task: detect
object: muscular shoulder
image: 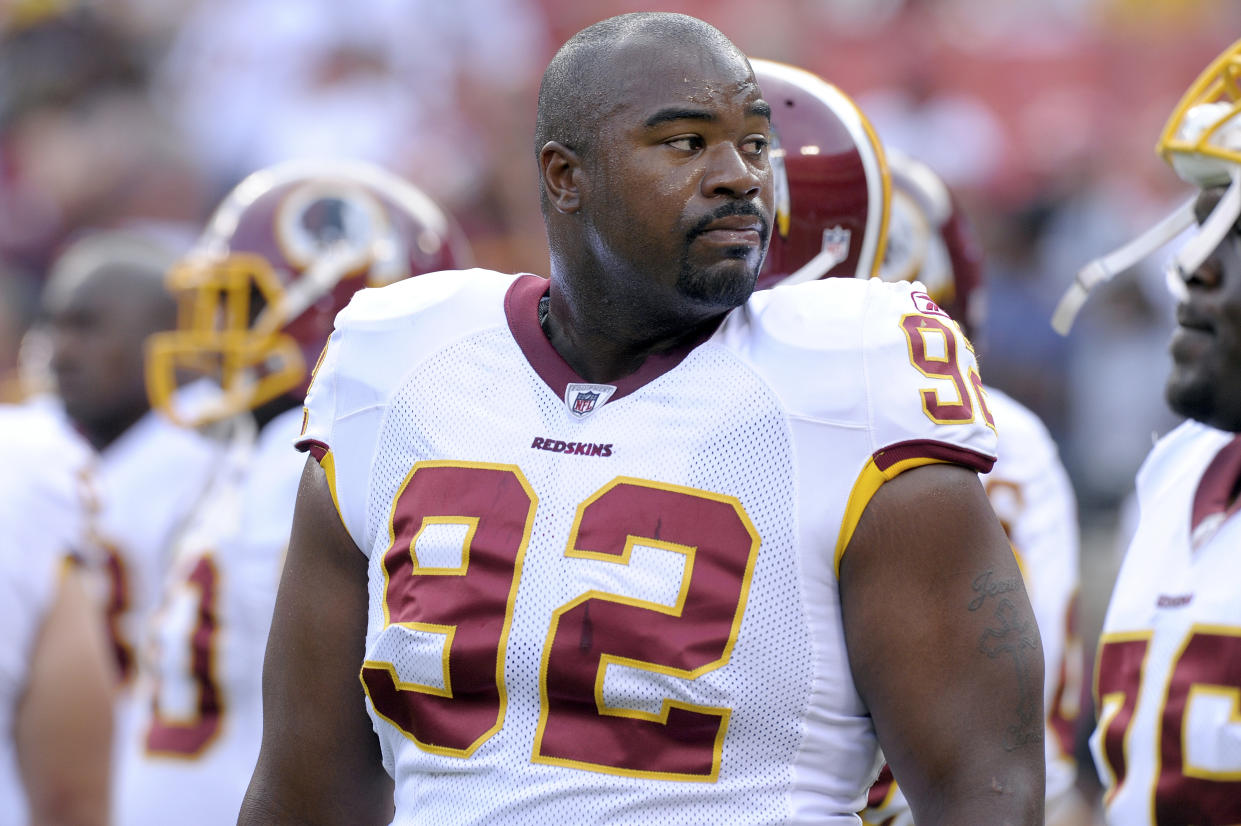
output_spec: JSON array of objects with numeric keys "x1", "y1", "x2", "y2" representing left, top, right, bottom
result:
[
  {"x1": 721, "y1": 278, "x2": 996, "y2": 463},
  {"x1": 324, "y1": 268, "x2": 518, "y2": 403},
  {"x1": 336, "y1": 267, "x2": 518, "y2": 330}
]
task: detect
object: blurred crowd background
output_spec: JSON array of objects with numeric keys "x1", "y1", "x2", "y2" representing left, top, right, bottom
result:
[{"x1": 2, "y1": 0, "x2": 1238, "y2": 800}]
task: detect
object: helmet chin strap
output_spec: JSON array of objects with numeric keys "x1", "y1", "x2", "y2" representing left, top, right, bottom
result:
[
  {"x1": 272, "y1": 242, "x2": 367, "y2": 325},
  {"x1": 1169, "y1": 165, "x2": 1241, "y2": 281},
  {"x1": 1053, "y1": 158, "x2": 1241, "y2": 336},
  {"x1": 777, "y1": 229, "x2": 850, "y2": 286},
  {"x1": 1051, "y1": 197, "x2": 1197, "y2": 335}
]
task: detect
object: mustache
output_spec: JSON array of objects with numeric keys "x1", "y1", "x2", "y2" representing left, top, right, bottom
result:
[{"x1": 687, "y1": 202, "x2": 770, "y2": 244}]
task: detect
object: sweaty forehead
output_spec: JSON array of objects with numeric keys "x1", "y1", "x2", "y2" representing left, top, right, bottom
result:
[{"x1": 596, "y1": 36, "x2": 759, "y2": 117}]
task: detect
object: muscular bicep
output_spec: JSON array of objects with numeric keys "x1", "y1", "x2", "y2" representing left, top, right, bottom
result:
[
  {"x1": 840, "y1": 462, "x2": 1044, "y2": 826},
  {"x1": 240, "y1": 455, "x2": 393, "y2": 825}
]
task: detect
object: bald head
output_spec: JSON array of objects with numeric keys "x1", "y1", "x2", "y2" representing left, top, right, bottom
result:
[
  {"x1": 535, "y1": 13, "x2": 748, "y2": 172},
  {"x1": 43, "y1": 230, "x2": 182, "y2": 448},
  {"x1": 44, "y1": 232, "x2": 177, "y2": 319}
]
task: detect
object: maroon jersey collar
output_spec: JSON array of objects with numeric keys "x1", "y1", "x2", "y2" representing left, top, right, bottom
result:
[
  {"x1": 504, "y1": 274, "x2": 718, "y2": 404},
  {"x1": 1191, "y1": 433, "x2": 1241, "y2": 536}
]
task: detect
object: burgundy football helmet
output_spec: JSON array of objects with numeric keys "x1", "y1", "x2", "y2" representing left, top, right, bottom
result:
[
  {"x1": 146, "y1": 158, "x2": 472, "y2": 426},
  {"x1": 752, "y1": 58, "x2": 890, "y2": 289},
  {"x1": 878, "y1": 149, "x2": 987, "y2": 339}
]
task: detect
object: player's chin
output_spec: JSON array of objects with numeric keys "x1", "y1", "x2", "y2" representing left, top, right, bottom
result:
[
  {"x1": 676, "y1": 257, "x2": 759, "y2": 309},
  {"x1": 1165, "y1": 367, "x2": 1216, "y2": 425}
]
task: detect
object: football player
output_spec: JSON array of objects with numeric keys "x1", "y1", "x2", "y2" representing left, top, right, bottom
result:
[
  {"x1": 243, "y1": 15, "x2": 1043, "y2": 824},
  {"x1": 39, "y1": 228, "x2": 222, "y2": 751},
  {"x1": 111, "y1": 158, "x2": 472, "y2": 825},
  {"x1": 0, "y1": 404, "x2": 114, "y2": 824},
  {"x1": 1063, "y1": 38, "x2": 1241, "y2": 826}
]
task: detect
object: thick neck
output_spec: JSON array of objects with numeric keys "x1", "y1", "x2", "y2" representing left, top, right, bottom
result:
[
  {"x1": 77, "y1": 405, "x2": 147, "y2": 453},
  {"x1": 504, "y1": 275, "x2": 720, "y2": 404},
  {"x1": 540, "y1": 294, "x2": 721, "y2": 385},
  {"x1": 542, "y1": 255, "x2": 731, "y2": 384}
]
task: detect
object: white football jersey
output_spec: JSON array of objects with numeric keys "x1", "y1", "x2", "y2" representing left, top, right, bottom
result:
[
  {"x1": 112, "y1": 408, "x2": 304, "y2": 826},
  {"x1": 91, "y1": 410, "x2": 219, "y2": 685},
  {"x1": 299, "y1": 269, "x2": 998, "y2": 825},
  {"x1": 85, "y1": 408, "x2": 220, "y2": 759},
  {"x1": 862, "y1": 386, "x2": 1082, "y2": 825},
  {"x1": 0, "y1": 405, "x2": 92, "y2": 822},
  {"x1": 1091, "y1": 419, "x2": 1241, "y2": 826}
]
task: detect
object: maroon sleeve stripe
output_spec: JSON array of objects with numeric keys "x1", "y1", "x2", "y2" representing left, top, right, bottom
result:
[
  {"x1": 872, "y1": 438, "x2": 996, "y2": 474},
  {"x1": 295, "y1": 438, "x2": 330, "y2": 462}
]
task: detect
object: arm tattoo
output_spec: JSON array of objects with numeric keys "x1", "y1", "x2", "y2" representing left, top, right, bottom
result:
[
  {"x1": 971, "y1": 570, "x2": 1042, "y2": 751},
  {"x1": 967, "y1": 569, "x2": 1020, "y2": 612}
]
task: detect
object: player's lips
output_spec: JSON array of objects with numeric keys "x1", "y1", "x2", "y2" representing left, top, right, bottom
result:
[
  {"x1": 1170, "y1": 303, "x2": 1215, "y2": 360},
  {"x1": 1175, "y1": 303, "x2": 1213, "y2": 333},
  {"x1": 696, "y1": 216, "x2": 764, "y2": 246}
]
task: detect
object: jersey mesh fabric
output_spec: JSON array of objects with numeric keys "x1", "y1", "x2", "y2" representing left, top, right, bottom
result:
[
  {"x1": 306, "y1": 269, "x2": 998, "y2": 825},
  {"x1": 363, "y1": 326, "x2": 831, "y2": 825}
]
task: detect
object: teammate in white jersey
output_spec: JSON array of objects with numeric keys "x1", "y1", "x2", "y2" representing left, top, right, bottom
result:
[
  {"x1": 0, "y1": 404, "x2": 114, "y2": 824},
  {"x1": 111, "y1": 159, "x2": 471, "y2": 826},
  {"x1": 244, "y1": 14, "x2": 1045, "y2": 825},
  {"x1": 40, "y1": 229, "x2": 222, "y2": 752},
  {"x1": 1059, "y1": 38, "x2": 1241, "y2": 826}
]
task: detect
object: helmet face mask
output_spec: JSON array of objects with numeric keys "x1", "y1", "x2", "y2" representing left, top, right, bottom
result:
[
  {"x1": 146, "y1": 159, "x2": 472, "y2": 426},
  {"x1": 1158, "y1": 43, "x2": 1241, "y2": 184},
  {"x1": 1053, "y1": 38, "x2": 1241, "y2": 335},
  {"x1": 751, "y1": 58, "x2": 890, "y2": 290}
]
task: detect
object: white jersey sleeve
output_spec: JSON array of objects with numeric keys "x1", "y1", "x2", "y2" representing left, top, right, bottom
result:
[
  {"x1": 297, "y1": 268, "x2": 520, "y2": 551},
  {"x1": 731, "y1": 277, "x2": 998, "y2": 572}
]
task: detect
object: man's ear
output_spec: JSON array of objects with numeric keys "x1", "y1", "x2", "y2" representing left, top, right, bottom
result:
[{"x1": 540, "y1": 141, "x2": 582, "y2": 214}]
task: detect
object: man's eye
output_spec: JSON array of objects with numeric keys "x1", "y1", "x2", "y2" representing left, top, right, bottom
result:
[
  {"x1": 666, "y1": 136, "x2": 703, "y2": 152},
  {"x1": 743, "y1": 137, "x2": 768, "y2": 156}
]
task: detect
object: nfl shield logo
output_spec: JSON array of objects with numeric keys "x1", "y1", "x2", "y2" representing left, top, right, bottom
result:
[
  {"x1": 823, "y1": 225, "x2": 851, "y2": 261},
  {"x1": 572, "y1": 390, "x2": 599, "y2": 415},
  {"x1": 564, "y1": 382, "x2": 616, "y2": 420}
]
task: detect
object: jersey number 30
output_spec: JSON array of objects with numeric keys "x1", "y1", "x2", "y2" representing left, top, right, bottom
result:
[{"x1": 360, "y1": 461, "x2": 760, "y2": 782}]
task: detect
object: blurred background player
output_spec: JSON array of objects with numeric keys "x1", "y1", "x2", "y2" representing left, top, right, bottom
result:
[
  {"x1": 37, "y1": 227, "x2": 222, "y2": 751},
  {"x1": 750, "y1": 60, "x2": 1089, "y2": 824},
  {"x1": 1072, "y1": 38, "x2": 1241, "y2": 826},
  {"x1": 0, "y1": 403, "x2": 114, "y2": 825},
  {"x1": 112, "y1": 157, "x2": 471, "y2": 825}
]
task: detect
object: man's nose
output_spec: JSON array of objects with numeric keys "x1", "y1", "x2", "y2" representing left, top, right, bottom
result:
[{"x1": 701, "y1": 143, "x2": 762, "y2": 200}]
